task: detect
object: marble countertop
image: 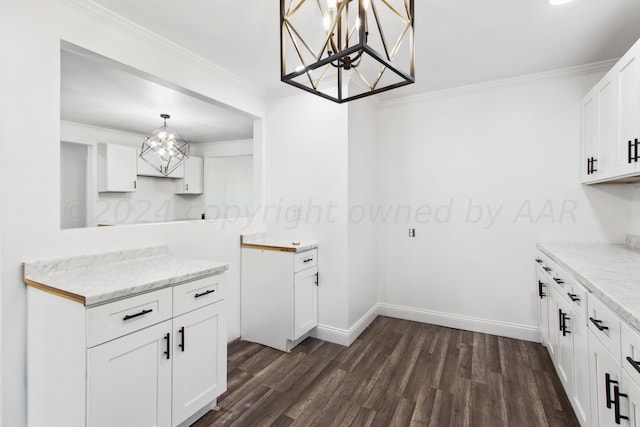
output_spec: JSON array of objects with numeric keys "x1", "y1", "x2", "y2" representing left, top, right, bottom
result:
[
  {"x1": 537, "y1": 240, "x2": 640, "y2": 332},
  {"x1": 24, "y1": 246, "x2": 228, "y2": 307},
  {"x1": 240, "y1": 232, "x2": 317, "y2": 253}
]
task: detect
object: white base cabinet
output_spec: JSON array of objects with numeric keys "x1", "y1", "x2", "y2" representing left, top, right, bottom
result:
[
  {"x1": 28, "y1": 273, "x2": 226, "y2": 427},
  {"x1": 241, "y1": 246, "x2": 318, "y2": 352}
]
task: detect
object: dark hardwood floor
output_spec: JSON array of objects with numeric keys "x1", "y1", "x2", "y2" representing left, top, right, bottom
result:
[{"x1": 192, "y1": 316, "x2": 579, "y2": 427}]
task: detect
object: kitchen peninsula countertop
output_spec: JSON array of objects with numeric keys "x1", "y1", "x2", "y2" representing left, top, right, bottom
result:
[
  {"x1": 23, "y1": 246, "x2": 228, "y2": 307},
  {"x1": 537, "y1": 238, "x2": 640, "y2": 332}
]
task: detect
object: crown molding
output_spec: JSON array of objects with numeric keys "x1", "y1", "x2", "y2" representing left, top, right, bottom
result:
[
  {"x1": 61, "y1": 0, "x2": 265, "y2": 98},
  {"x1": 379, "y1": 59, "x2": 618, "y2": 108}
]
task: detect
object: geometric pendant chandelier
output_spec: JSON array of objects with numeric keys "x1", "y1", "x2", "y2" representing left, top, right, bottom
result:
[
  {"x1": 280, "y1": 0, "x2": 414, "y2": 103},
  {"x1": 140, "y1": 113, "x2": 190, "y2": 176}
]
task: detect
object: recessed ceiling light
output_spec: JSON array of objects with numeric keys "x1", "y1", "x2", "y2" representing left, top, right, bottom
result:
[{"x1": 549, "y1": 0, "x2": 574, "y2": 5}]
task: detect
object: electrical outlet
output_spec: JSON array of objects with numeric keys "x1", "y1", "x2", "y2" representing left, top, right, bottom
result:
[{"x1": 408, "y1": 228, "x2": 415, "y2": 237}]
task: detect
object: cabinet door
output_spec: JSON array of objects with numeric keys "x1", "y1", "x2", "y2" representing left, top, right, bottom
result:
[
  {"x1": 621, "y1": 372, "x2": 640, "y2": 427},
  {"x1": 546, "y1": 287, "x2": 559, "y2": 361},
  {"x1": 87, "y1": 320, "x2": 172, "y2": 427},
  {"x1": 172, "y1": 303, "x2": 227, "y2": 427},
  {"x1": 616, "y1": 45, "x2": 640, "y2": 176},
  {"x1": 572, "y1": 311, "x2": 591, "y2": 427},
  {"x1": 582, "y1": 86, "x2": 599, "y2": 183},
  {"x1": 556, "y1": 297, "x2": 574, "y2": 393},
  {"x1": 589, "y1": 330, "x2": 623, "y2": 427},
  {"x1": 292, "y1": 266, "x2": 318, "y2": 340},
  {"x1": 98, "y1": 143, "x2": 137, "y2": 192},
  {"x1": 175, "y1": 156, "x2": 203, "y2": 194},
  {"x1": 536, "y1": 269, "x2": 550, "y2": 346}
]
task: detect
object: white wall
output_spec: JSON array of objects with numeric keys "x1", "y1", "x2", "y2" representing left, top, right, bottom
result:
[
  {"x1": 266, "y1": 92, "x2": 350, "y2": 330},
  {"x1": 0, "y1": 2, "x2": 265, "y2": 426},
  {"x1": 347, "y1": 99, "x2": 379, "y2": 326},
  {"x1": 376, "y1": 70, "x2": 631, "y2": 337}
]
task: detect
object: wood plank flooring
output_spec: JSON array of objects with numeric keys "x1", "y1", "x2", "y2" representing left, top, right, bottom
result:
[{"x1": 192, "y1": 316, "x2": 579, "y2": 427}]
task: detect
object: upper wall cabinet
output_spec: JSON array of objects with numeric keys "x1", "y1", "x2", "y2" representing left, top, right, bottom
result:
[
  {"x1": 97, "y1": 143, "x2": 137, "y2": 192},
  {"x1": 582, "y1": 38, "x2": 640, "y2": 184},
  {"x1": 175, "y1": 156, "x2": 204, "y2": 195}
]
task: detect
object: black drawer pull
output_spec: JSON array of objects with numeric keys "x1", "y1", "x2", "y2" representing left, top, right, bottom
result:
[
  {"x1": 164, "y1": 333, "x2": 170, "y2": 360},
  {"x1": 194, "y1": 289, "x2": 215, "y2": 298},
  {"x1": 590, "y1": 317, "x2": 609, "y2": 331},
  {"x1": 543, "y1": 266, "x2": 552, "y2": 272},
  {"x1": 303, "y1": 258, "x2": 313, "y2": 263},
  {"x1": 567, "y1": 293, "x2": 580, "y2": 302},
  {"x1": 553, "y1": 277, "x2": 564, "y2": 284},
  {"x1": 627, "y1": 356, "x2": 640, "y2": 374},
  {"x1": 606, "y1": 373, "x2": 616, "y2": 409},
  {"x1": 538, "y1": 280, "x2": 546, "y2": 299},
  {"x1": 178, "y1": 326, "x2": 185, "y2": 352},
  {"x1": 123, "y1": 309, "x2": 153, "y2": 321},
  {"x1": 535, "y1": 258, "x2": 543, "y2": 263}
]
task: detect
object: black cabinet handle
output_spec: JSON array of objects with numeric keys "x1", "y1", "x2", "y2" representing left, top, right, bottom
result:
[
  {"x1": 613, "y1": 385, "x2": 629, "y2": 424},
  {"x1": 194, "y1": 289, "x2": 215, "y2": 298},
  {"x1": 315, "y1": 272, "x2": 319, "y2": 286},
  {"x1": 553, "y1": 277, "x2": 564, "y2": 285},
  {"x1": 178, "y1": 326, "x2": 185, "y2": 352},
  {"x1": 538, "y1": 280, "x2": 546, "y2": 299},
  {"x1": 303, "y1": 258, "x2": 313, "y2": 263},
  {"x1": 543, "y1": 266, "x2": 552, "y2": 272},
  {"x1": 626, "y1": 356, "x2": 640, "y2": 374},
  {"x1": 561, "y1": 312, "x2": 570, "y2": 336},
  {"x1": 567, "y1": 293, "x2": 580, "y2": 302},
  {"x1": 164, "y1": 333, "x2": 170, "y2": 360},
  {"x1": 587, "y1": 157, "x2": 599, "y2": 174},
  {"x1": 629, "y1": 139, "x2": 640, "y2": 164},
  {"x1": 123, "y1": 308, "x2": 153, "y2": 321},
  {"x1": 590, "y1": 317, "x2": 609, "y2": 331},
  {"x1": 559, "y1": 309, "x2": 563, "y2": 332},
  {"x1": 606, "y1": 373, "x2": 616, "y2": 409},
  {"x1": 535, "y1": 258, "x2": 543, "y2": 264}
]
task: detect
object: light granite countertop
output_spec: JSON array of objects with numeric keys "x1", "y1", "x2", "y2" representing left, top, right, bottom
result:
[
  {"x1": 537, "y1": 240, "x2": 640, "y2": 333},
  {"x1": 240, "y1": 232, "x2": 318, "y2": 253},
  {"x1": 24, "y1": 246, "x2": 228, "y2": 307}
]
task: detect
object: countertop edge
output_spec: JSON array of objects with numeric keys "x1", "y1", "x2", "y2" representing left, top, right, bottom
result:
[{"x1": 536, "y1": 242, "x2": 640, "y2": 333}]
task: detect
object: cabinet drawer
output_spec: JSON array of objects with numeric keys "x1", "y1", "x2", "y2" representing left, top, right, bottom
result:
[
  {"x1": 294, "y1": 249, "x2": 317, "y2": 272},
  {"x1": 173, "y1": 274, "x2": 225, "y2": 317},
  {"x1": 588, "y1": 293, "x2": 621, "y2": 361},
  {"x1": 622, "y1": 323, "x2": 640, "y2": 385},
  {"x1": 87, "y1": 287, "x2": 172, "y2": 348}
]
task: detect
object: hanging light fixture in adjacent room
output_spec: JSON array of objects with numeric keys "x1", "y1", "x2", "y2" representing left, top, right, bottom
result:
[
  {"x1": 140, "y1": 113, "x2": 190, "y2": 176},
  {"x1": 280, "y1": 0, "x2": 414, "y2": 103}
]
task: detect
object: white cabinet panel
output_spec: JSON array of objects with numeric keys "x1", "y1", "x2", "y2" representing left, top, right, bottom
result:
[
  {"x1": 88, "y1": 320, "x2": 172, "y2": 427},
  {"x1": 293, "y1": 267, "x2": 318, "y2": 341},
  {"x1": 175, "y1": 156, "x2": 203, "y2": 194},
  {"x1": 172, "y1": 303, "x2": 227, "y2": 427},
  {"x1": 98, "y1": 143, "x2": 137, "y2": 192}
]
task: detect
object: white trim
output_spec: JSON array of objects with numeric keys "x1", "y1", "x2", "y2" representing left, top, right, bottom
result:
[
  {"x1": 379, "y1": 59, "x2": 618, "y2": 108},
  {"x1": 312, "y1": 303, "x2": 379, "y2": 346},
  {"x1": 378, "y1": 303, "x2": 540, "y2": 342}
]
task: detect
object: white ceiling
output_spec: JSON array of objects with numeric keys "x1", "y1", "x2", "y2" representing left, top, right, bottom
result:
[
  {"x1": 90, "y1": 0, "x2": 640, "y2": 99},
  {"x1": 61, "y1": 46, "x2": 255, "y2": 143}
]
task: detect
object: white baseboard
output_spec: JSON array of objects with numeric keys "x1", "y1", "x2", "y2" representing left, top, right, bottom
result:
[
  {"x1": 312, "y1": 303, "x2": 379, "y2": 347},
  {"x1": 378, "y1": 303, "x2": 540, "y2": 343}
]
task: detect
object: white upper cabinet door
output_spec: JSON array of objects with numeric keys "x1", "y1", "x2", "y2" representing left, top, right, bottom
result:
[
  {"x1": 581, "y1": 86, "x2": 600, "y2": 183},
  {"x1": 97, "y1": 143, "x2": 138, "y2": 192},
  {"x1": 292, "y1": 266, "x2": 318, "y2": 341},
  {"x1": 87, "y1": 319, "x2": 172, "y2": 427},
  {"x1": 615, "y1": 43, "x2": 640, "y2": 177},
  {"x1": 172, "y1": 303, "x2": 227, "y2": 427},
  {"x1": 175, "y1": 156, "x2": 204, "y2": 194}
]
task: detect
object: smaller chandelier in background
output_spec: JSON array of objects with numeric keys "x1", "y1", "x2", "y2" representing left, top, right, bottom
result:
[
  {"x1": 281, "y1": 0, "x2": 414, "y2": 103},
  {"x1": 140, "y1": 113, "x2": 190, "y2": 176}
]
